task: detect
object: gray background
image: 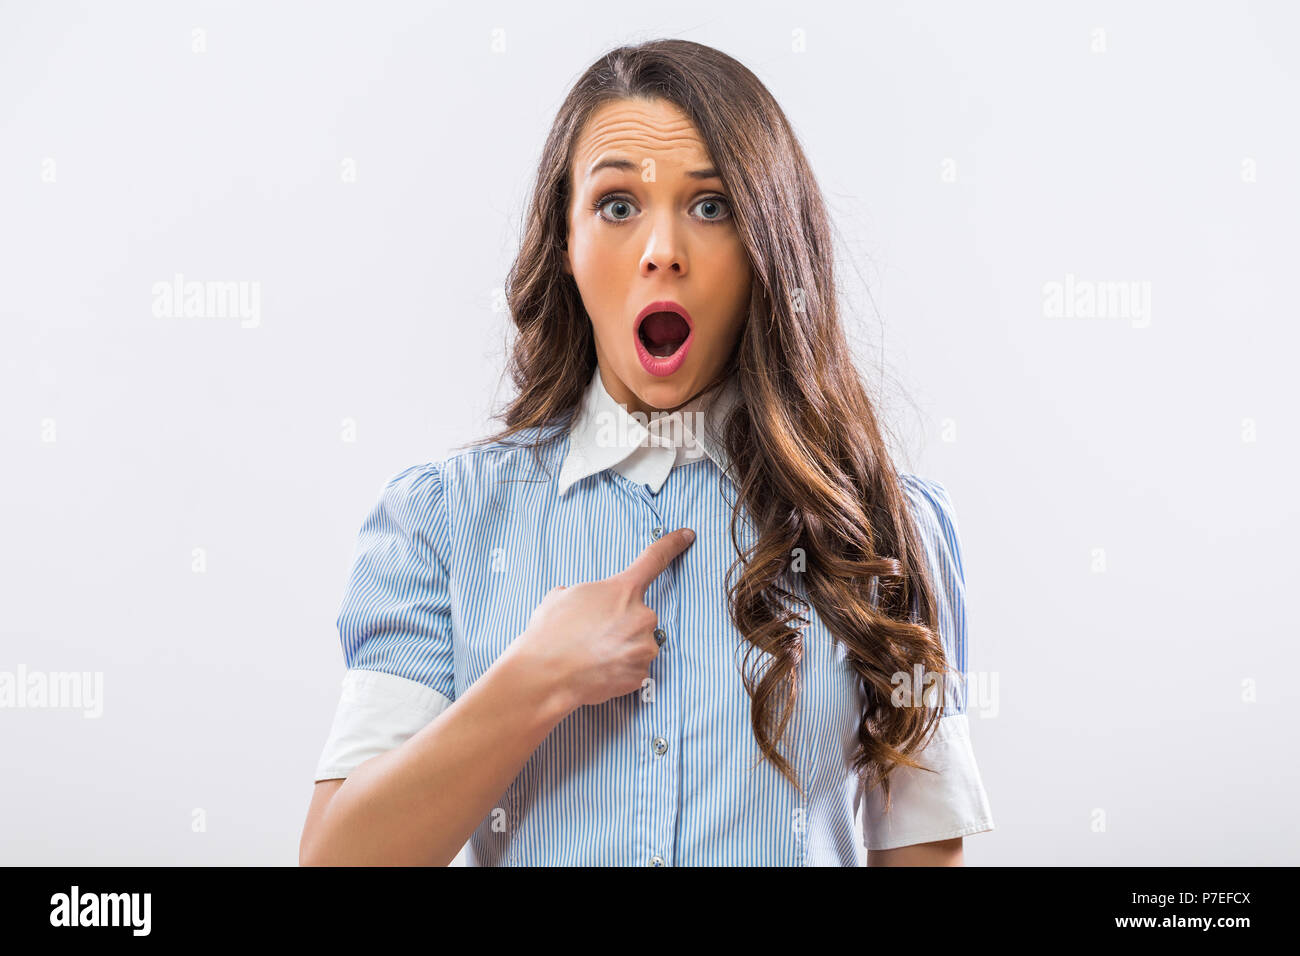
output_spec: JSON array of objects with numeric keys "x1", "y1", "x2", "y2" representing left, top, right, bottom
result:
[{"x1": 2, "y1": 0, "x2": 1296, "y2": 865}]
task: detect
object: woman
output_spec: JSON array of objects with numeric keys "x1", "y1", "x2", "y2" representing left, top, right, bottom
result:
[{"x1": 300, "y1": 38, "x2": 994, "y2": 866}]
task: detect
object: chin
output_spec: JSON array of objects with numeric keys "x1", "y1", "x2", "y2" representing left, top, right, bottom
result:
[{"x1": 630, "y1": 374, "x2": 694, "y2": 411}]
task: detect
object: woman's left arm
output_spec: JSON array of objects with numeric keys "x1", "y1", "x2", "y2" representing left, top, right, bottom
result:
[{"x1": 867, "y1": 837, "x2": 963, "y2": 867}]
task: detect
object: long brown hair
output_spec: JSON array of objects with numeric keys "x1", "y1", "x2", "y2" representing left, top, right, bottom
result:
[{"x1": 461, "y1": 38, "x2": 955, "y2": 813}]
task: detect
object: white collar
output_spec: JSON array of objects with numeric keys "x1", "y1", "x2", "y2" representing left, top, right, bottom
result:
[{"x1": 557, "y1": 365, "x2": 740, "y2": 496}]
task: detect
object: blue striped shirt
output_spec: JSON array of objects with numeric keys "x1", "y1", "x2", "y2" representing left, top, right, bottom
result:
[{"x1": 313, "y1": 366, "x2": 994, "y2": 865}]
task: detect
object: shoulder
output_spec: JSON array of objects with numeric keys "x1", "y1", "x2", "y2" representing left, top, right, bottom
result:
[
  {"x1": 376, "y1": 423, "x2": 571, "y2": 524},
  {"x1": 896, "y1": 472, "x2": 966, "y2": 577},
  {"x1": 439, "y1": 422, "x2": 571, "y2": 490},
  {"x1": 362, "y1": 461, "x2": 452, "y2": 554},
  {"x1": 383, "y1": 424, "x2": 569, "y2": 485},
  {"x1": 373, "y1": 459, "x2": 445, "y2": 510},
  {"x1": 898, "y1": 473, "x2": 960, "y2": 535},
  {"x1": 898, "y1": 472, "x2": 957, "y2": 518}
]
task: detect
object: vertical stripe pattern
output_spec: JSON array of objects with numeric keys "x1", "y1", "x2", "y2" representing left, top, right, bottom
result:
[{"x1": 335, "y1": 426, "x2": 975, "y2": 865}]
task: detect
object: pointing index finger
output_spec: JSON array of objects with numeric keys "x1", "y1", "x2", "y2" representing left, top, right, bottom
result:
[{"x1": 620, "y1": 528, "x2": 696, "y2": 594}]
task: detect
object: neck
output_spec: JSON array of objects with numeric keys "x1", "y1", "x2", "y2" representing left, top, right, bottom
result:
[{"x1": 596, "y1": 362, "x2": 728, "y2": 418}]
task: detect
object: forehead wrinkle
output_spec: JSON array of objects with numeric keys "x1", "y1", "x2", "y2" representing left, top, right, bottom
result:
[{"x1": 575, "y1": 112, "x2": 712, "y2": 177}]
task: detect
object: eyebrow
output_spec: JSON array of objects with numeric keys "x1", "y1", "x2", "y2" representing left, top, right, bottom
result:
[{"x1": 587, "y1": 156, "x2": 720, "y2": 180}]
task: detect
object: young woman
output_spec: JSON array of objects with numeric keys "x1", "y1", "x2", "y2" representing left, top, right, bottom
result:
[{"x1": 300, "y1": 38, "x2": 994, "y2": 867}]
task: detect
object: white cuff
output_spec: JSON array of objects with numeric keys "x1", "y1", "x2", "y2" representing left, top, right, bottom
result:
[
  {"x1": 313, "y1": 668, "x2": 454, "y2": 781},
  {"x1": 860, "y1": 713, "x2": 995, "y2": 850}
]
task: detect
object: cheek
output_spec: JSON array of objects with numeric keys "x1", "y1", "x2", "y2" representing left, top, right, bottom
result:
[
  {"x1": 698, "y1": 241, "x2": 751, "y2": 310},
  {"x1": 568, "y1": 230, "x2": 623, "y2": 340},
  {"x1": 698, "y1": 233, "x2": 749, "y2": 274},
  {"x1": 570, "y1": 224, "x2": 624, "y2": 285}
]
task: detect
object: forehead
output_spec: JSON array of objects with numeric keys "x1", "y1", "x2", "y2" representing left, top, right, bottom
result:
[{"x1": 572, "y1": 97, "x2": 712, "y2": 177}]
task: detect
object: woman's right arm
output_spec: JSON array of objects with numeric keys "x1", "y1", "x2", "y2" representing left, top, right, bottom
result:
[
  {"x1": 299, "y1": 527, "x2": 694, "y2": 867},
  {"x1": 299, "y1": 642, "x2": 574, "y2": 867}
]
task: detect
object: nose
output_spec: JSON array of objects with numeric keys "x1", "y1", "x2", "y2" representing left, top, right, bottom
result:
[{"x1": 639, "y1": 213, "x2": 686, "y2": 276}]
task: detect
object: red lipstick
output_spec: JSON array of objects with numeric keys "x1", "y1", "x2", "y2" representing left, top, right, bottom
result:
[{"x1": 633, "y1": 300, "x2": 694, "y2": 377}]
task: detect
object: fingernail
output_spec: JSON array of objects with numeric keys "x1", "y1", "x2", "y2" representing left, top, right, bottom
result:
[{"x1": 683, "y1": 529, "x2": 695, "y2": 544}]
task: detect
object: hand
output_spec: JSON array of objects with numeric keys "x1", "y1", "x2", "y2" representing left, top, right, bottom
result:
[{"x1": 514, "y1": 528, "x2": 696, "y2": 711}]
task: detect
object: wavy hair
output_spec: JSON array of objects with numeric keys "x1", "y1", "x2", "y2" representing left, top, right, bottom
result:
[{"x1": 462, "y1": 38, "x2": 956, "y2": 813}]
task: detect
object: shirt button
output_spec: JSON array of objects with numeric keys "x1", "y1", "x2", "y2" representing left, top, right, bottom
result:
[
  {"x1": 652, "y1": 525, "x2": 665, "y2": 539},
  {"x1": 649, "y1": 855, "x2": 665, "y2": 867},
  {"x1": 653, "y1": 627, "x2": 666, "y2": 647},
  {"x1": 653, "y1": 736, "x2": 668, "y2": 755}
]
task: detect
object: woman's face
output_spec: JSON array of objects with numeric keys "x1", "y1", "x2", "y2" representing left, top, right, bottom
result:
[{"x1": 564, "y1": 96, "x2": 752, "y2": 416}]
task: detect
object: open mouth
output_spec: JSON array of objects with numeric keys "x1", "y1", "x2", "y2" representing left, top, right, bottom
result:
[{"x1": 637, "y1": 311, "x2": 692, "y2": 357}]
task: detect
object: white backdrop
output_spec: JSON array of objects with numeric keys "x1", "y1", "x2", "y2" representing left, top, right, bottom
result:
[{"x1": 2, "y1": 0, "x2": 1296, "y2": 866}]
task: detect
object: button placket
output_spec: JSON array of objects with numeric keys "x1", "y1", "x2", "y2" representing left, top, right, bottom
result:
[
  {"x1": 644, "y1": 512, "x2": 675, "y2": 868},
  {"x1": 612, "y1": 469, "x2": 678, "y2": 869}
]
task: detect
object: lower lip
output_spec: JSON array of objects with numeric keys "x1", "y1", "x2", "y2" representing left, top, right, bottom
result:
[{"x1": 634, "y1": 321, "x2": 694, "y2": 377}]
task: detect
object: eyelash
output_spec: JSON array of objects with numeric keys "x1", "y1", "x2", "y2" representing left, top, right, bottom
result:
[{"x1": 590, "y1": 191, "x2": 733, "y2": 226}]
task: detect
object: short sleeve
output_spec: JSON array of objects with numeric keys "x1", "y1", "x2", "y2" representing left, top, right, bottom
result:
[
  {"x1": 312, "y1": 462, "x2": 458, "y2": 782},
  {"x1": 860, "y1": 475, "x2": 995, "y2": 851}
]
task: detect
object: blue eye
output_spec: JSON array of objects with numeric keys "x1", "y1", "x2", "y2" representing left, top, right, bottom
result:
[
  {"x1": 692, "y1": 196, "x2": 732, "y2": 222},
  {"x1": 589, "y1": 192, "x2": 733, "y2": 226},
  {"x1": 592, "y1": 195, "x2": 637, "y2": 222}
]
